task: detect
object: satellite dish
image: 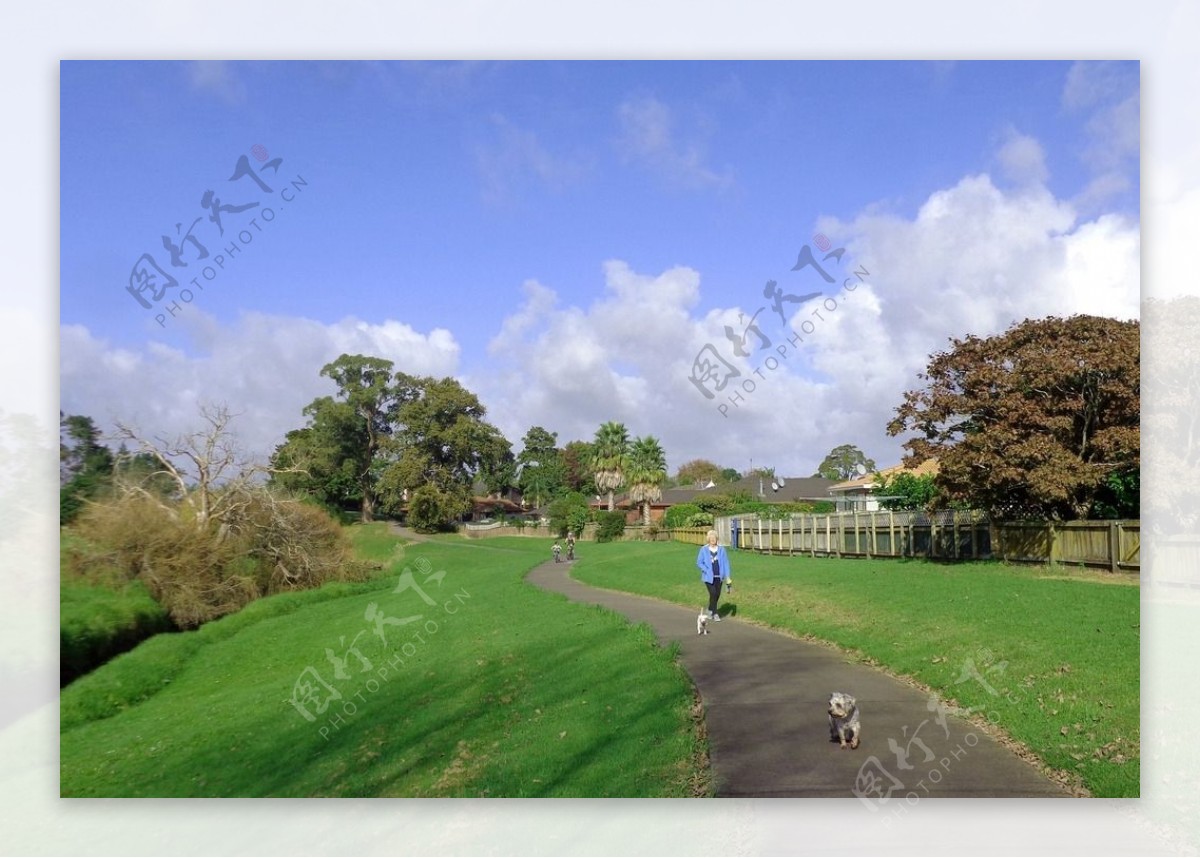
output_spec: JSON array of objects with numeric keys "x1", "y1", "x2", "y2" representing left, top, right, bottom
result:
[
  {"x1": 778, "y1": 476, "x2": 786, "y2": 488},
  {"x1": 771, "y1": 480, "x2": 780, "y2": 492},
  {"x1": 854, "y1": 463, "x2": 867, "y2": 476}
]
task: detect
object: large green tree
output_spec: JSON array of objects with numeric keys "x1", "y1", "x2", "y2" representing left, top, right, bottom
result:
[
  {"x1": 627, "y1": 435, "x2": 668, "y2": 526},
  {"x1": 814, "y1": 444, "x2": 877, "y2": 481},
  {"x1": 271, "y1": 354, "x2": 401, "y2": 522},
  {"x1": 271, "y1": 355, "x2": 514, "y2": 529},
  {"x1": 547, "y1": 491, "x2": 590, "y2": 538},
  {"x1": 874, "y1": 471, "x2": 938, "y2": 511},
  {"x1": 674, "y1": 458, "x2": 723, "y2": 488},
  {"x1": 376, "y1": 374, "x2": 512, "y2": 529},
  {"x1": 561, "y1": 440, "x2": 597, "y2": 496},
  {"x1": 271, "y1": 399, "x2": 367, "y2": 516},
  {"x1": 516, "y1": 425, "x2": 565, "y2": 509},
  {"x1": 591, "y1": 421, "x2": 630, "y2": 511},
  {"x1": 888, "y1": 314, "x2": 1140, "y2": 520},
  {"x1": 60, "y1": 413, "x2": 115, "y2": 523}
]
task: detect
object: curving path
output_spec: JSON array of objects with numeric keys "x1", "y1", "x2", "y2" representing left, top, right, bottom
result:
[{"x1": 527, "y1": 558, "x2": 1072, "y2": 800}]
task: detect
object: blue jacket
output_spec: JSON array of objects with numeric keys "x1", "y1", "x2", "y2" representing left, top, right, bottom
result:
[{"x1": 696, "y1": 543, "x2": 732, "y2": 583}]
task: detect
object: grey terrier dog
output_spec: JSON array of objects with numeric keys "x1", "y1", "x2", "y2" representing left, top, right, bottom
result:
[{"x1": 828, "y1": 691, "x2": 861, "y2": 749}]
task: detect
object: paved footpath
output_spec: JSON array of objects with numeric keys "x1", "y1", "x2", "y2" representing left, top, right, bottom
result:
[{"x1": 526, "y1": 558, "x2": 1071, "y2": 800}]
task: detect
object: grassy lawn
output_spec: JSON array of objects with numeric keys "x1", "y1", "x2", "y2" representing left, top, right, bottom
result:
[
  {"x1": 571, "y1": 540, "x2": 1140, "y2": 798},
  {"x1": 60, "y1": 528, "x2": 707, "y2": 797},
  {"x1": 60, "y1": 532, "x2": 175, "y2": 686}
]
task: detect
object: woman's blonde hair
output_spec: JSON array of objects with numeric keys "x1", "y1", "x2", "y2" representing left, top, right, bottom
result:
[{"x1": 706, "y1": 529, "x2": 719, "y2": 542}]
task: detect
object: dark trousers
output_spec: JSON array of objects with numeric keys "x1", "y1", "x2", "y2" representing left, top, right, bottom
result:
[{"x1": 705, "y1": 578, "x2": 723, "y2": 614}]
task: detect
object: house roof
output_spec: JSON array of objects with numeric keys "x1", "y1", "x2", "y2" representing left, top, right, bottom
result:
[
  {"x1": 721, "y1": 474, "x2": 838, "y2": 502},
  {"x1": 589, "y1": 475, "x2": 838, "y2": 508},
  {"x1": 828, "y1": 459, "x2": 939, "y2": 493}
]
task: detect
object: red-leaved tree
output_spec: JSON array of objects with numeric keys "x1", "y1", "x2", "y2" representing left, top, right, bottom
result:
[{"x1": 888, "y1": 315, "x2": 1139, "y2": 520}]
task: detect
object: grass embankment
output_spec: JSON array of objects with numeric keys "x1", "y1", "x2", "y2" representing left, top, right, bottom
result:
[
  {"x1": 60, "y1": 528, "x2": 707, "y2": 797},
  {"x1": 60, "y1": 533, "x2": 175, "y2": 686},
  {"x1": 572, "y1": 540, "x2": 1140, "y2": 798}
]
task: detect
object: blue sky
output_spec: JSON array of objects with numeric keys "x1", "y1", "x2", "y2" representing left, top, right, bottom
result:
[{"x1": 60, "y1": 60, "x2": 1140, "y2": 476}]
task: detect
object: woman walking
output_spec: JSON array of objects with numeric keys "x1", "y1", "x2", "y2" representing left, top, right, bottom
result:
[{"x1": 695, "y1": 529, "x2": 732, "y2": 621}]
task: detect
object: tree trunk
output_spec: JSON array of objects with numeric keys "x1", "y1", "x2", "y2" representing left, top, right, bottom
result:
[
  {"x1": 361, "y1": 489, "x2": 375, "y2": 523},
  {"x1": 607, "y1": 490, "x2": 614, "y2": 512}
]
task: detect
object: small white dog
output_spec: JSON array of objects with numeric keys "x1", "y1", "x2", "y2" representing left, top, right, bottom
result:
[
  {"x1": 696, "y1": 612, "x2": 709, "y2": 635},
  {"x1": 828, "y1": 691, "x2": 861, "y2": 749}
]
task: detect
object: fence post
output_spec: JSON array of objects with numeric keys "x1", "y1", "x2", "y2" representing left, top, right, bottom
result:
[
  {"x1": 811, "y1": 514, "x2": 817, "y2": 558},
  {"x1": 888, "y1": 510, "x2": 896, "y2": 557},
  {"x1": 868, "y1": 511, "x2": 876, "y2": 558},
  {"x1": 952, "y1": 511, "x2": 960, "y2": 560},
  {"x1": 1109, "y1": 521, "x2": 1119, "y2": 573}
]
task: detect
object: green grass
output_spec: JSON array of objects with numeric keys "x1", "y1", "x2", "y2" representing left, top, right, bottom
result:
[
  {"x1": 60, "y1": 531, "x2": 175, "y2": 686},
  {"x1": 344, "y1": 521, "x2": 409, "y2": 565},
  {"x1": 60, "y1": 578, "x2": 174, "y2": 686},
  {"x1": 571, "y1": 540, "x2": 1140, "y2": 797},
  {"x1": 60, "y1": 533, "x2": 707, "y2": 797}
]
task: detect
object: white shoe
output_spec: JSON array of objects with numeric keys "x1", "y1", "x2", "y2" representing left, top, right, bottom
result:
[{"x1": 712, "y1": 612, "x2": 721, "y2": 621}]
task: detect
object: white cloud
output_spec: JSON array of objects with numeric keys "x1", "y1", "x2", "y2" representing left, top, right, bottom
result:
[
  {"x1": 1063, "y1": 61, "x2": 1136, "y2": 111},
  {"x1": 615, "y1": 95, "x2": 733, "y2": 191},
  {"x1": 1061, "y1": 61, "x2": 1139, "y2": 208},
  {"x1": 996, "y1": 127, "x2": 1049, "y2": 187},
  {"x1": 478, "y1": 172, "x2": 1139, "y2": 477},
  {"x1": 60, "y1": 312, "x2": 460, "y2": 463},
  {"x1": 62, "y1": 174, "x2": 1139, "y2": 483}
]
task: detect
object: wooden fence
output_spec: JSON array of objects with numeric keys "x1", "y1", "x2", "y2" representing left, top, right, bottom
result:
[
  {"x1": 672, "y1": 512, "x2": 1139, "y2": 571},
  {"x1": 992, "y1": 520, "x2": 1140, "y2": 572}
]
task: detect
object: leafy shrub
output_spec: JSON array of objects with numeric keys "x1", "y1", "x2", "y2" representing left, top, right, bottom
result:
[
  {"x1": 406, "y1": 485, "x2": 462, "y2": 533},
  {"x1": 693, "y1": 494, "x2": 735, "y2": 515},
  {"x1": 548, "y1": 491, "x2": 590, "y2": 537},
  {"x1": 663, "y1": 503, "x2": 703, "y2": 529},
  {"x1": 877, "y1": 472, "x2": 938, "y2": 511},
  {"x1": 595, "y1": 511, "x2": 627, "y2": 542},
  {"x1": 1089, "y1": 466, "x2": 1139, "y2": 520}
]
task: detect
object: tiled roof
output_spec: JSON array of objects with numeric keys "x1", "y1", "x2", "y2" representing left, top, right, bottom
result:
[{"x1": 829, "y1": 458, "x2": 939, "y2": 492}]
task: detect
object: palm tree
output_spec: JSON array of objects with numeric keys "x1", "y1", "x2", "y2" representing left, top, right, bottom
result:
[
  {"x1": 591, "y1": 421, "x2": 629, "y2": 511},
  {"x1": 627, "y1": 435, "x2": 667, "y2": 526}
]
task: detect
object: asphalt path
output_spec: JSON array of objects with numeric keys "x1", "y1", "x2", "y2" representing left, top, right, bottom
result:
[{"x1": 526, "y1": 557, "x2": 1071, "y2": 800}]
